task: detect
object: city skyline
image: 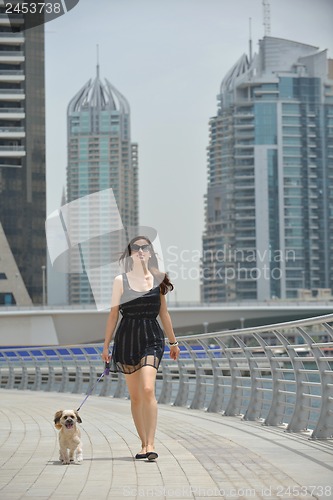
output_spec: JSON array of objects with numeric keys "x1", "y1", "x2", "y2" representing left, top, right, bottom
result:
[{"x1": 45, "y1": 0, "x2": 333, "y2": 303}]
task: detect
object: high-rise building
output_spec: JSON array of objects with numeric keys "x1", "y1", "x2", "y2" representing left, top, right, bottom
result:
[
  {"x1": 0, "y1": 8, "x2": 46, "y2": 305},
  {"x1": 66, "y1": 65, "x2": 138, "y2": 304},
  {"x1": 202, "y1": 36, "x2": 333, "y2": 302}
]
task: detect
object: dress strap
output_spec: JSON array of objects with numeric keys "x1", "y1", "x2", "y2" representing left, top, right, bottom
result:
[{"x1": 122, "y1": 273, "x2": 130, "y2": 290}]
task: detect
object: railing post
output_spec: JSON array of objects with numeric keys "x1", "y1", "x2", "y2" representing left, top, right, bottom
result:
[
  {"x1": 45, "y1": 365, "x2": 55, "y2": 392},
  {"x1": 4, "y1": 353, "x2": 16, "y2": 389},
  {"x1": 190, "y1": 341, "x2": 208, "y2": 410},
  {"x1": 158, "y1": 359, "x2": 173, "y2": 405},
  {"x1": 258, "y1": 331, "x2": 289, "y2": 427},
  {"x1": 72, "y1": 364, "x2": 83, "y2": 394},
  {"x1": 59, "y1": 363, "x2": 69, "y2": 393},
  {"x1": 190, "y1": 358, "x2": 206, "y2": 410},
  {"x1": 99, "y1": 371, "x2": 112, "y2": 397},
  {"x1": 173, "y1": 348, "x2": 191, "y2": 407},
  {"x1": 285, "y1": 328, "x2": 318, "y2": 434},
  {"x1": 206, "y1": 338, "x2": 227, "y2": 413},
  {"x1": 300, "y1": 324, "x2": 333, "y2": 439},
  {"x1": 113, "y1": 371, "x2": 127, "y2": 398},
  {"x1": 18, "y1": 360, "x2": 28, "y2": 390},
  {"x1": 224, "y1": 338, "x2": 246, "y2": 416},
  {"x1": 32, "y1": 365, "x2": 42, "y2": 391},
  {"x1": 235, "y1": 337, "x2": 263, "y2": 421}
]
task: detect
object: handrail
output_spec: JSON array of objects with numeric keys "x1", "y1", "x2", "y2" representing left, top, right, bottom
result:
[{"x1": 0, "y1": 312, "x2": 332, "y2": 440}]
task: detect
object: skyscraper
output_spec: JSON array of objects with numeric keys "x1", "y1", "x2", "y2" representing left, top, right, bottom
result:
[
  {"x1": 202, "y1": 36, "x2": 333, "y2": 302},
  {"x1": 66, "y1": 65, "x2": 138, "y2": 304},
  {"x1": 0, "y1": 8, "x2": 46, "y2": 305}
]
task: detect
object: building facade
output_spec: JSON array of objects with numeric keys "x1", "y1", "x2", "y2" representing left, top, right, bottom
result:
[
  {"x1": 0, "y1": 8, "x2": 46, "y2": 305},
  {"x1": 67, "y1": 66, "x2": 138, "y2": 304},
  {"x1": 202, "y1": 37, "x2": 333, "y2": 302}
]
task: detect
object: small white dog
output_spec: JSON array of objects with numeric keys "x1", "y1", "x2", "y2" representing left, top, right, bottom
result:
[{"x1": 54, "y1": 410, "x2": 83, "y2": 464}]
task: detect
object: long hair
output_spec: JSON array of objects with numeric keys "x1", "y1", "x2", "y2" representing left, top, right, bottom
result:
[{"x1": 119, "y1": 235, "x2": 174, "y2": 295}]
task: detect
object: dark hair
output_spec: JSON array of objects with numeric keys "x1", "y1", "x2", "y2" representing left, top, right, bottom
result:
[{"x1": 119, "y1": 235, "x2": 174, "y2": 295}]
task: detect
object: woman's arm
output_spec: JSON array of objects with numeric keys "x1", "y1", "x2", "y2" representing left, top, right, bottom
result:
[
  {"x1": 159, "y1": 294, "x2": 180, "y2": 361},
  {"x1": 102, "y1": 275, "x2": 123, "y2": 362}
]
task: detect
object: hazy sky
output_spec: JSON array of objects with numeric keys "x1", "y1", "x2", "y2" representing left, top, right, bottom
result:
[{"x1": 45, "y1": 0, "x2": 333, "y2": 303}]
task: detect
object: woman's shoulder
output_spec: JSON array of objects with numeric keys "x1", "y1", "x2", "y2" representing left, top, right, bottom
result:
[{"x1": 113, "y1": 274, "x2": 124, "y2": 290}]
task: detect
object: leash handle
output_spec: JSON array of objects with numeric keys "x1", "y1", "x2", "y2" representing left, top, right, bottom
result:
[{"x1": 76, "y1": 364, "x2": 109, "y2": 412}]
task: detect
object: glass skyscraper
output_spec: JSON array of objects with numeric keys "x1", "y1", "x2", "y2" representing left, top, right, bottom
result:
[
  {"x1": 66, "y1": 65, "x2": 138, "y2": 304},
  {"x1": 0, "y1": 8, "x2": 46, "y2": 305},
  {"x1": 202, "y1": 36, "x2": 333, "y2": 302}
]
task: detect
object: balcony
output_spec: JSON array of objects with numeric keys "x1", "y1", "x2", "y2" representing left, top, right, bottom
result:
[
  {"x1": 0, "y1": 126, "x2": 25, "y2": 138},
  {"x1": 0, "y1": 33, "x2": 24, "y2": 44},
  {"x1": 0, "y1": 162, "x2": 21, "y2": 168},
  {"x1": 0, "y1": 88, "x2": 24, "y2": 100},
  {"x1": 0, "y1": 51, "x2": 24, "y2": 63},
  {"x1": 0, "y1": 70, "x2": 24, "y2": 82},
  {"x1": 234, "y1": 123, "x2": 254, "y2": 130},
  {"x1": 0, "y1": 14, "x2": 24, "y2": 26},
  {"x1": 0, "y1": 107, "x2": 25, "y2": 119},
  {"x1": 0, "y1": 145, "x2": 25, "y2": 157}
]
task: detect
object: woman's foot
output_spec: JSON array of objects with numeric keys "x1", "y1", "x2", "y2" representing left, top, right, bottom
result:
[
  {"x1": 146, "y1": 445, "x2": 158, "y2": 460},
  {"x1": 135, "y1": 445, "x2": 147, "y2": 459}
]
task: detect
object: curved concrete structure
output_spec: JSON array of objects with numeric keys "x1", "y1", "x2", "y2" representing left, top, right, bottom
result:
[{"x1": 1, "y1": 302, "x2": 333, "y2": 345}]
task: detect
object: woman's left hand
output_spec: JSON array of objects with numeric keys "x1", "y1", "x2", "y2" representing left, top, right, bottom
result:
[{"x1": 169, "y1": 345, "x2": 180, "y2": 361}]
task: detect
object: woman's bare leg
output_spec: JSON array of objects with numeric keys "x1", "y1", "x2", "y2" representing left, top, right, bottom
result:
[
  {"x1": 140, "y1": 365, "x2": 158, "y2": 453},
  {"x1": 125, "y1": 371, "x2": 146, "y2": 453},
  {"x1": 125, "y1": 365, "x2": 158, "y2": 454}
]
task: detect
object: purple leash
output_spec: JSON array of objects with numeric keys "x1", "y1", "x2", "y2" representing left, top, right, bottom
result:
[{"x1": 76, "y1": 362, "x2": 110, "y2": 412}]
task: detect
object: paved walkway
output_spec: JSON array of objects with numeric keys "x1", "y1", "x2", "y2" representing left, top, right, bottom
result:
[{"x1": 0, "y1": 389, "x2": 333, "y2": 500}]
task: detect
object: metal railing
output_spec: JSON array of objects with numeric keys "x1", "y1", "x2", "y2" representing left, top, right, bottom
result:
[{"x1": 1, "y1": 313, "x2": 333, "y2": 440}]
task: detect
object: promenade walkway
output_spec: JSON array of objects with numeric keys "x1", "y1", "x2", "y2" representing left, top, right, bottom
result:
[{"x1": 1, "y1": 389, "x2": 332, "y2": 500}]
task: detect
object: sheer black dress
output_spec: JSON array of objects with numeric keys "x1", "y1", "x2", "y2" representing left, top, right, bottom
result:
[{"x1": 110, "y1": 273, "x2": 165, "y2": 374}]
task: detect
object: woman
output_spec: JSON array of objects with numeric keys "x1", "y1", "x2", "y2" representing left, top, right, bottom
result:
[{"x1": 102, "y1": 236, "x2": 180, "y2": 460}]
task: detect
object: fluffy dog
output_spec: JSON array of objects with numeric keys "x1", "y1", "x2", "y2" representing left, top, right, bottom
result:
[{"x1": 54, "y1": 410, "x2": 83, "y2": 464}]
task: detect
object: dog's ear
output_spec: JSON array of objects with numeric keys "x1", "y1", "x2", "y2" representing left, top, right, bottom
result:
[
  {"x1": 75, "y1": 410, "x2": 82, "y2": 424},
  {"x1": 54, "y1": 410, "x2": 63, "y2": 429}
]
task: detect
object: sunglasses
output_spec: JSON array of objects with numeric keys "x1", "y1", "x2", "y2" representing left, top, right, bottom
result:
[{"x1": 130, "y1": 243, "x2": 151, "y2": 253}]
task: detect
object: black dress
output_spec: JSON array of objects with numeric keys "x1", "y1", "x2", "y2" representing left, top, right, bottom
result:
[{"x1": 110, "y1": 273, "x2": 165, "y2": 374}]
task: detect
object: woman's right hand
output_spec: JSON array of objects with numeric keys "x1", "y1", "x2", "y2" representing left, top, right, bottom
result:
[{"x1": 101, "y1": 347, "x2": 110, "y2": 363}]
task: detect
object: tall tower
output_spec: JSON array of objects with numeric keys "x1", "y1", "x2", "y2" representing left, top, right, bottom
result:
[
  {"x1": 66, "y1": 65, "x2": 139, "y2": 304},
  {"x1": 201, "y1": 36, "x2": 333, "y2": 302},
  {"x1": 0, "y1": 7, "x2": 46, "y2": 305}
]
